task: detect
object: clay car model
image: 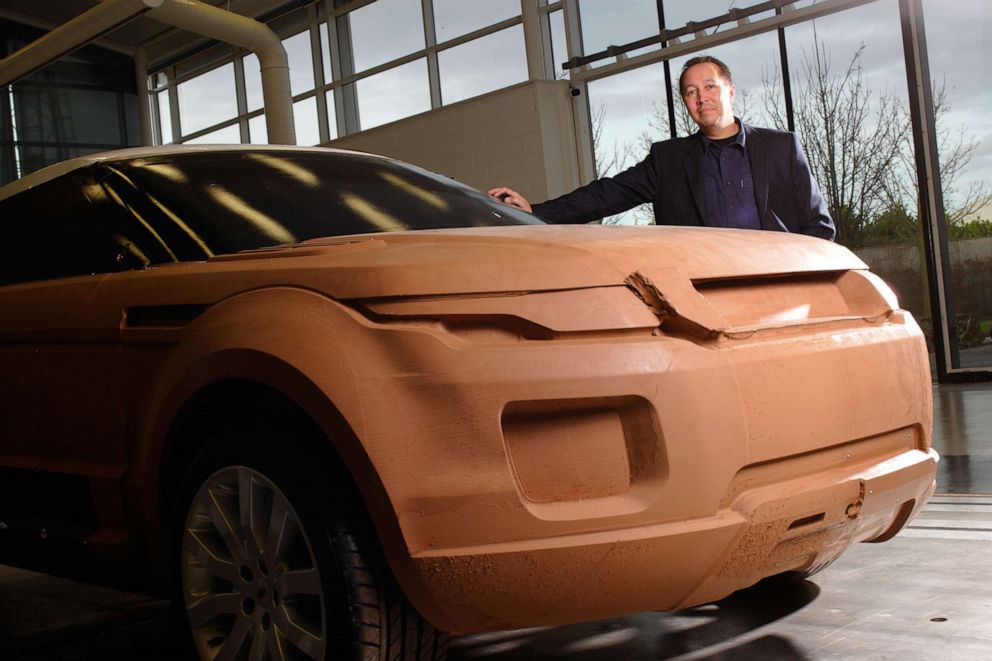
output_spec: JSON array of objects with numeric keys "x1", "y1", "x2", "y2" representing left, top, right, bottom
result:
[{"x1": 0, "y1": 146, "x2": 937, "y2": 660}]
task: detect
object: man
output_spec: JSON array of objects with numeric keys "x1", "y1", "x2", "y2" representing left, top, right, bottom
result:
[{"x1": 488, "y1": 55, "x2": 835, "y2": 241}]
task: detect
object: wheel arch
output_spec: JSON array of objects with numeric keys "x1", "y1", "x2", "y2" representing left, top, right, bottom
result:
[
  {"x1": 137, "y1": 350, "x2": 410, "y2": 598},
  {"x1": 124, "y1": 287, "x2": 453, "y2": 628}
]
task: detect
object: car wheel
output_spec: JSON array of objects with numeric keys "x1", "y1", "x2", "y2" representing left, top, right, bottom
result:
[{"x1": 174, "y1": 427, "x2": 447, "y2": 660}]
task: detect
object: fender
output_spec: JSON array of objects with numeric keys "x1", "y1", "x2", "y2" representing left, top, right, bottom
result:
[{"x1": 124, "y1": 287, "x2": 420, "y2": 596}]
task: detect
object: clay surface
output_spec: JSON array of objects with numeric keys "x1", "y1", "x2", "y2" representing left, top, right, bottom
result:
[{"x1": 0, "y1": 146, "x2": 937, "y2": 635}]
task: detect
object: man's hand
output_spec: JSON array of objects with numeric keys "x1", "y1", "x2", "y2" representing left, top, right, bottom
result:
[{"x1": 487, "y1": 187, "x2": 533, "y2": 213}]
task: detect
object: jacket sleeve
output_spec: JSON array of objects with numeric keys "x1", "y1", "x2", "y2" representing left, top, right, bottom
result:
[
  {"x1": 531, "y1": 148, "x2": 660, "y2": 224},
  {"x1": 791, "y1": 133, "x2": 836, "y2": 241}
]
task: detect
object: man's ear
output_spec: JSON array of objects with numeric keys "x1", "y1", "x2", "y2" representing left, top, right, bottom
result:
[{"x1": 729, "y1": 83, "x2": 736, "y2": 102}]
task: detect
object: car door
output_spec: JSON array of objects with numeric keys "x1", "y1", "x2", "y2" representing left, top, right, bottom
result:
[{"x1": 0, "y1": 168, "x2": 135, "y2": 535}]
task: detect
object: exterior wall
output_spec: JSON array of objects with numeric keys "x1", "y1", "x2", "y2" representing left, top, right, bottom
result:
[{"x1": 325, "y1": 80, "x2": 580, "y2": 201}]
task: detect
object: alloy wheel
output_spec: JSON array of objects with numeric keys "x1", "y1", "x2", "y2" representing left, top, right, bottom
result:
[{"x1": 181, "y1": 465, "x2": 326, "y2": 660}]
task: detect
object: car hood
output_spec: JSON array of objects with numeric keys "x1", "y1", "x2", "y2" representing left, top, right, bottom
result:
[{"x1": 209, "y1": 224, "x2": 865, "y2": 299}]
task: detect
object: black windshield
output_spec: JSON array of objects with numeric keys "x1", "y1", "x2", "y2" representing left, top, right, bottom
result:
[{"x1": 95, "y1": 149, "x2": 543, "y2": 262}]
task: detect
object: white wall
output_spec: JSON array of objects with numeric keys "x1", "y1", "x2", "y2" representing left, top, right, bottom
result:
[{"x1": 325, "y1": 79, "x2": 581, "y2": 203}]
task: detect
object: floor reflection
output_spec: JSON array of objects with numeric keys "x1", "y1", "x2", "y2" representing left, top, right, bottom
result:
[
  {"x1": 956, "y1": 343, "x2": 992, "y2": 370},
  {"x1": 451, "y1": 577, "x2": 819, "y2": 660},
  {"x1": 931, "y1": 383, "x2": 992, "y2": 495}
]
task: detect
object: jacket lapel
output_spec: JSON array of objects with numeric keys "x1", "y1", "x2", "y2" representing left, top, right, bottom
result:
[
  {"x1": 745, "y1": 124, "x2": 771, "y2": 225},
  {"x1": 683, "y1": 136, "x2": 707, "y2": 224}
]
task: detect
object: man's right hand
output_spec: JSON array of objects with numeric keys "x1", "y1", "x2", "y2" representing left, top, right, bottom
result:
[{"x1": 487, "y1": 187, "x2": 533, "y2": 213}]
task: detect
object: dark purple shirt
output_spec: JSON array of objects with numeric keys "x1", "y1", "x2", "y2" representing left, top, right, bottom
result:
[{"x1": 700, "y1": 123, "x2": 761, "y2": 230}]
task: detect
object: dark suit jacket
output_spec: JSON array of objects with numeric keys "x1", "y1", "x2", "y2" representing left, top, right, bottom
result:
[{"x1": 532, "y1": 122, "x2": 836, "y2": 240}]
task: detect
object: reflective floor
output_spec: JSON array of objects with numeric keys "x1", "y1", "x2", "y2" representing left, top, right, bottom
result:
[
  {"x1": 932, "y1": 382, "x2": 992, "y2": 495},
  {"x1": 1, "y1": 383, "x2": 990, "y2": 660},
  {"x1": 450, "y1": 498, "x2": 992, "y2": 660}
]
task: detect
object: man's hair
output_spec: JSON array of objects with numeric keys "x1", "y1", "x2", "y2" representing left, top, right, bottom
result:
[{"x1": 678, "y1": 55, "x2": 733, "y2": 96}]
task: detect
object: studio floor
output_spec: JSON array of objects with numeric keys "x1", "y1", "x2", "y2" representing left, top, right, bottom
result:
[{"x1": 2, "y1": 383, "x2": 990, "y2": 660}]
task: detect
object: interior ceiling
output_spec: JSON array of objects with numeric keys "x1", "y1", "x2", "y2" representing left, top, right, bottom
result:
[{"x1": 0, "y1": 0, "x2": 297, "y2": 68}]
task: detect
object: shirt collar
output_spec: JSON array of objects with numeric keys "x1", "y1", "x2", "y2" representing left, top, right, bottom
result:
[{"x1": 699, "y1": 118, "x2": 746, "y2": 149}]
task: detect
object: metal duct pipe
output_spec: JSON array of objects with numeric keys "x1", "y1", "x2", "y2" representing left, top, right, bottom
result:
[
  {"x1": 0, "y1": 0, "x2": 163, "y2": 87},
  {"x1": 148, "y1": 0, "x2": 296, "y2": 145}
]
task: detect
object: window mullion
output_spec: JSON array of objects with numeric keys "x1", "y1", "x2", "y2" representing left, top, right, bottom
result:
[
  {"x1": 166, "y1": 66, "x2": 181, "y2": 143},
  {"x1": 334, "y1": 12, "x2": 360, "y2": 134},
  {"x1": 233, "y1": 56, "x2": 248, "y2": 143},
  {"x1": 422, "y1": 0, "x2": 442, "y2": 108}
]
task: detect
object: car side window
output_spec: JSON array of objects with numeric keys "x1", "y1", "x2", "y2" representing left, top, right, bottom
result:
[
  {"x1": 90, "y1": 166, "x2": 207, "y2": 265},
  {"x1": 110, "y1": 151, "x2": 543, "y2": 255},
  {"x1": 0, "y1": 168, "x2": 142, "y2": 287}
]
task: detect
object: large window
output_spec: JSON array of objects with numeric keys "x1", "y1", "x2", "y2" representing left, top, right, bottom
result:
[
  {"x1": 354, "y1": 59, "x2": 431, "y2": 130},
  {"x1": 150, "y1": 0, "x2": 539, "y2": 146},
  {"x1": 919, "y1": 0, "x2": 992, "y2": 370},
  {"x1": 663, "y1": 1, "x2": 776, "y2": 27},
  {"x1": 176, "y1": 63, "x2": 237, "y2": 137},
  {"x1": 0, "y1": 20, "x2": 140, "y2": 184},
  {"x1": 347, "y1": 0, "x2": 425, "y2": 73},
  {"x1": 283, "y1": 30, "x2": 316, "y2": 96},
  {"x1": 548, "y1": 9, "x2": 569, "y2": 80},
  {"x1": 438, "y1": 26, "x2": 528, "y2": 104},
  {"x1": 433, "y1": 0, "x2": 519, "y2": 41},
  {"x1": 243, "y1": 53, "x2": 265, "y2": 113},
  {"x1": 578, "y1": 0, "x2": 660, "y2": 62},
  {"x1": 586, "y1": 63, "x2": 668, "y2": 224},
  {"x1": 779, "y1": 1, "x2": 930, "y2": 347}
]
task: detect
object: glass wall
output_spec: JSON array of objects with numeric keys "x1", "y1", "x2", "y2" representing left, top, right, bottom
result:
[
  {"x1": 354, "y1": 59, "x2": 431, "y2": 129},
  {"x1": 918, "y1": 0, "x2": 992, "y2": 370},
  {"x1": 150, "y1": 0, "x2": 536, "y2": 146},
  {"x1": 578, "y1": 0, "x2": 660, "y2": 62},
  {"x1": 347, "y1": 0, "x2": 425, "y2": 73},
  {"x1": 780, "y1": 1, "x2": 930, "y2": 341},
  {"x1": 176, "y1": 63, "x2": 237, "y2": 137},
  {"x1": 0, "y1": 20, "x2": 140, "y2": 184},
  {"x1": 438, "y1": 25, "x2": 528, "y2": 105},
  {"x1": 664, "y1": 1, "x2": 776, "y2": 26},
  {"x1": 433, "y1": 0, "x2": 519, "y2": 41},
  {"x1": 586, "y1": 63, "x2": 667, "y2": 224}
]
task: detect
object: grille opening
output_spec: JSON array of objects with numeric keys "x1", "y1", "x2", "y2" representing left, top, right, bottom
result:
[
  {"x1": 692, "y1": 271, "x2": 892, "y2": 328},
  {"x1": 788, "y1": 512, "x2": 826, "y2": 530}
]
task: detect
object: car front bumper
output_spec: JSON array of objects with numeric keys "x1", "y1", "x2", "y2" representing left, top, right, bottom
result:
[{"x1": 410, "y1": 444, "x2": 937, "y2": 633}]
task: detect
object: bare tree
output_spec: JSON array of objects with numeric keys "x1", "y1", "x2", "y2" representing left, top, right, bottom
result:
[
  {"x1": 591, "y1": 101, "x2": 638, "y2": 179},
  {"x1": 887, "y1": 80, "x2": 992, "y2": 226},
  {"x1": 589, "y1": 101, "x2": 636, "y2": 225},
  {"x1": 763, "y1": 31, "x2": 990, "y2": 244},
  {"x1": 763, "y1": 37, "x2": 908, "y2": 246}
]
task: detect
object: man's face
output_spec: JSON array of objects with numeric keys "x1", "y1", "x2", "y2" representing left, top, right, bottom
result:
[{"x1": 681, "y1": 62, "x2": 736, "y2": 136}]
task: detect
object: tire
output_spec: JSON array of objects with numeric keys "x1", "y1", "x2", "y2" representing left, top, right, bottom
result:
[{"x1": 173, "y1": 423, "x2": 448, "y2": 660}]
